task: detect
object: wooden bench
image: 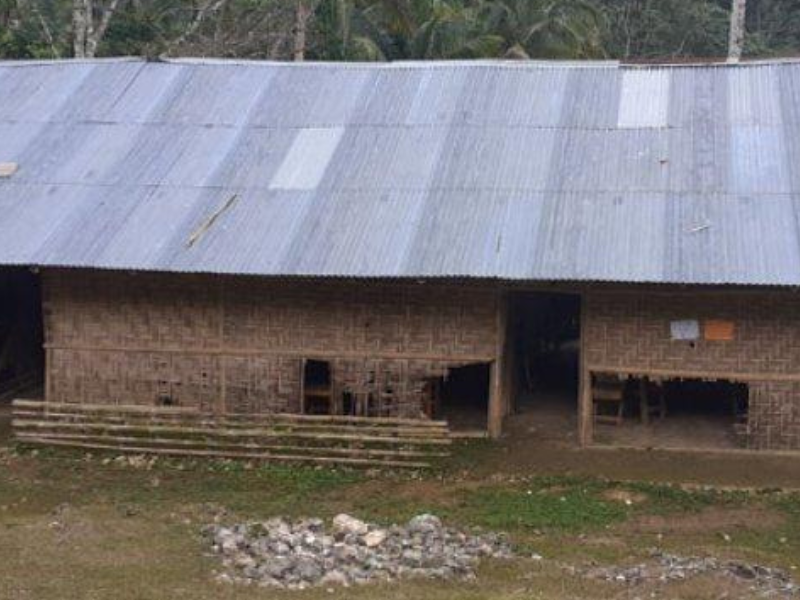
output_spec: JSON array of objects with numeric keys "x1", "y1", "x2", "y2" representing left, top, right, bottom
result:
[{"x1": 592, "y1": 376, "x2": 626, "y2": 426}]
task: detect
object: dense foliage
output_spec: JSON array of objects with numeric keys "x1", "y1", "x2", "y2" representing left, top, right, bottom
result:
[{"x1": 0, "y1": 0, "x2": 797, "y2": 60}]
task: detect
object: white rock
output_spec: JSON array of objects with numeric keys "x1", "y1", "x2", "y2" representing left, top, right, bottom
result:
[
  {"x1": 407, "y1": 514, "x2": 442, "y2": 534},
  {"x1": 207, "y1": 514, "x2": 514, "y2": 589},
  {"x1": 332, "y1": 514, "x2": 368, "y2": 536},
  {"x1": 363, "y1": 529, "x2": 388, "y2": 548},
  {"x1": 320, "y1": 570, "x2": 350, "y2": 587}
]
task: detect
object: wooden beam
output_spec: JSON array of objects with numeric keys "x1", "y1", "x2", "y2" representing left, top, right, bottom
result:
[
  {"x1": 488, "y1": 289, "x2": 508, "y2": 439},
  {"x1": 14, "y1": 432, "x2": 450, "y2": 459},
  {"x1": 12, "y1": 400, "x2": 449, "y2": 426},
  {"x1": 217, "y1": 278, "x2": 226, "y2": 416},
  {"x1": 15, "y1": 437, "x2": 434, "y2": 469},
  {"x1": 11, "y1": 412, "x2": 451, "y2": 438},
  {"x1": 586, "y1": 365, "x2": 800, "y2": 384},
  {"x1": 42, "y1": 344, "x2": 494, "y2": 364},
  {"x1": 578, "y1": 294, "x2": 593, "y2": 446},
  {"x1": 578, "y1": 365, "x2": 593, "y2": 446},
  {"x1": 13, "y1": 420, "x2": 453, "y2": 445}
]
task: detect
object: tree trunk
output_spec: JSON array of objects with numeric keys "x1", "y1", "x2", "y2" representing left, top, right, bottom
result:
[
  {"x1": 727, "y1": 0, "x2": 747, "y2": 63},
  {"x1": 73, "y1": 0, "x2": 89, "y2": 57},
  {"x1": 72, "y1": 0, "x2": 124, "y2": 58},
  {"x1": 86, "y1": 0, "x2": 122, "y2": 57},
  {"x1": 163, "y1": 0, "x2": 230, "y2": 55},
  {"x1": 293, "y1": 0, "x2": 313, "y2": 61}
]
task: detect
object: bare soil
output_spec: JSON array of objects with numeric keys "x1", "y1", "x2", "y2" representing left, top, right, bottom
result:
[
  {"x1": 471, "y1": 399, "x2": 800, "y2": 490},
  {"x1": 620, "y1": 506, "x2": 787, "y2": 535},
  {"x1": 1, "y1": 404, "x2": 799, "y2": 599}
]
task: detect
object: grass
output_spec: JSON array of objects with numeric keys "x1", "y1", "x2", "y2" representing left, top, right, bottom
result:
[
  {"x1": 623, "y1": 480, "x2": 749, "y2": 514},
  {"x1": 1, "y1": 444, "x2": 799, "y2": 599},
  {"x1": 453, "y1": 483, "x2": 629, "y2": 531}
]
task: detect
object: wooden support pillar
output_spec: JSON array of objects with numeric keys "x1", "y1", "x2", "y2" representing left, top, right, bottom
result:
[
  {"x1": 41, "y1": 273, "x2": 53, "y2": 404},
  {"x1": 45, "y1": 347, "x2": 52, "y2": 402},
  {"x1": 578, "y1": 365, "x2": 593, "y2": 446},
  {"x1": 217, "y1": 278, "x2": 227, "y2": 416},
  {"x1": 577, "y1": 293, "x2": 593, "y2": 446},
  {"x1": 488, "y1": 289, "x2": 508, "y2": 439}
]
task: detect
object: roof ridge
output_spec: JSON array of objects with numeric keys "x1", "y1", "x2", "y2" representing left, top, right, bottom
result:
[
  {"x1": 0, "y1": 57, "x2": 143, "y2": 67},
  {"x1": 1, "y1": 56, "x2": 799, "y2": 70}
]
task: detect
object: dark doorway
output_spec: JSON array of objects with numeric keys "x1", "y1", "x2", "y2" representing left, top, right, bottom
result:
[
  {"x1": 0, "y1": 268, "x2": 44, "y2": 404},
  {"x1": 434, "y1": 362, "x2": 491, "y2": 432},
  {"x1": 593, "y1": 376, "x2": 748, "y2": 449},
  {"x1": 302, "y1": 359, "x2": 334, "y2": 415},
  {"x1": 508, "y1": 291, "x2": 582, "y2": 441}
]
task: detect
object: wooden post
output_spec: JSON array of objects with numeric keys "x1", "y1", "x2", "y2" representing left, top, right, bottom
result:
[
  {"x1": 41, "y1": 273, "x2": 53, "y2": 403},
  {"x1": 299, "y1": 358, "x2": 307, "y2": 414},
  {"x1": 503, "y1": 295, "x2": 516, "y2": 418},
  {"x1": 578, "y1": 366, "x2": 593, "y2": 446},
  {"x1": 639, "y1": 376, "x2": 650, "y2": 425},
  {"x1": 577, "y1": 294, "x2": 593, "y2": 446},
  {"x1": 217, "y1": 278, "x2": 226, "y2": 416},
  {"x1": 45, "y1": 348, "x2": 52, "y2": 402},
  {"x1": 488, "y1": 289, "x2": 508, "y2": 439}
]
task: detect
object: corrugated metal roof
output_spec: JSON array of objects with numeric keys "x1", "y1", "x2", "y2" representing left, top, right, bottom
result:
[{"x1": 0, "y1": 57, "x2": 799, "y2": 286}]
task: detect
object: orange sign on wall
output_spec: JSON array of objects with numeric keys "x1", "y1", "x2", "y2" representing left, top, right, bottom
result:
[{"x1": 704, "y1": 320, "x2": 735, "y2": 341}]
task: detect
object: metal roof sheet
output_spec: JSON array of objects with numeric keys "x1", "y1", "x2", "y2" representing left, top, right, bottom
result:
[{"x1": 0, "y1": 58, "x2": 799, "y2": 286}]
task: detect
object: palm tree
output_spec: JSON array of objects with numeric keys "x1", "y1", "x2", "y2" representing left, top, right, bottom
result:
[
  {"x1": 321, "y1": 0, "x2": 504, "y2": 60},
  {"x1": 478, "y1": 0, "x2": 605, "y2": 59}
]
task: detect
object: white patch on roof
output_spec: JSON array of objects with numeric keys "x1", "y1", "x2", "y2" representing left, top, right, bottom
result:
[
  {"x1": 728, "y1": 66, "x2": 783, "y2": 125},
  {"x1": 269, "y1": 127, "x2": 344, "y2": 190},
  {"x1": 617, "y1": 70, "x2": 670, "y2": 129}
]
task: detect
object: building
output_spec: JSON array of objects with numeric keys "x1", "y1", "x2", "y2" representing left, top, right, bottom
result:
[{"x1": 1, "y1": 57, "x2": 800, "y2": 458}]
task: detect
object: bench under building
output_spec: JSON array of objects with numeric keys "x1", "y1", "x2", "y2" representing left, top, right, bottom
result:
[{"x1": 1, "y1": 58, "x2": 800, "y2": 462}]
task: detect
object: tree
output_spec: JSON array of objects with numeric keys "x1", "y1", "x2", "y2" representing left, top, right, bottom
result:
[
  {"x1": 0, "y1": 0, "x2": 796, "y2": 61},
  {"x1": 599, "y1": 0, "x2": 729, "y2": 59},
  {"x1": 72, "y1": 0, "x2": 125, "y2": 57},
  {"x1": 727, "y1": 0, "x2": 746, "y2": 61},
  {"x1": 157, "y1": 0, "x2": 297, "y2": 59},
  {"x1": 315, "y1": 0, "x2": 504, "y2": 60},
  {"x1": 477, "y1": 0, "x2": 605, "y2": 59}
]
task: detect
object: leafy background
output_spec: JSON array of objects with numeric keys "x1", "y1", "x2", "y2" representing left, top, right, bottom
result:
[{"x1": 0, "y1": 0, "x2": 797, "y2": 61}]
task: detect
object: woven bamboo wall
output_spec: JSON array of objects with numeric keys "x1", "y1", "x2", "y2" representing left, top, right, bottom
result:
[
  {"x1": 43, "y1": 270, "x2": 498, "y2": 418},
  {"x1": 584, "y1": 290, "x2": 800, "y2": 449},
  {"x1": 748, "y1": 382, "x2": 800, "y2": 450}
]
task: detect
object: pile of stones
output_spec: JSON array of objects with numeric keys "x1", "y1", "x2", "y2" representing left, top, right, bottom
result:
[
  {"x1": 580, "y1": 551, "x2": 799, "y2": 597},
  {"x1": 203, "y1": 513, "x2": 513, "y2": 589}
]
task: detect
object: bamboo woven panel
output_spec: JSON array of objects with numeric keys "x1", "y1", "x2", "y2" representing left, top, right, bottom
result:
[
  {"x1": 221, "y1": 277, "x2": 497, "y2": 358},
  {"x1": 42, "y1": 271, "x2": 497, "y2": 416},
  {"x1": 223, "y1": 356, "x2": 301, "y2": 414},
  {"x1": 747, "y1": 382, "x2": 800, "y2": 450},
  {"x1": 584, "y1": 291, "x2": 800, "y2": 375},
  {"x1": 584, "y1": 290, "x2": 800, "y2": 450},
  {"x1": 45, "y1": 272, "x2": 221, "y2": 351},
  {"x1": 330, "y1": 358, "x2": 457, "y2": 419}
]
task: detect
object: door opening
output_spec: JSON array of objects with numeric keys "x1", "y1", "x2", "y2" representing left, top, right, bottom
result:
[
  {"x1": 302, "y1": 359, "x2": 334, "y2": 415},
  {"x1": 0, "y1": 268, "x2": 44, "y2": 404},
  {"x1": 433, "y1": 362, "x2": 491, "y2": 432},
  {"x1": 509, "y1": 291, "x2": 582, "y2": 441}
]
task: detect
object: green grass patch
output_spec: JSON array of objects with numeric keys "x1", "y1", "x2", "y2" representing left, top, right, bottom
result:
[
  {"x1": 1, "y1": 449, "x2": 364, "y2": 520},
  {"x1": 453, "y1": 484, "x2": 629, "y2": 532},
  {"x1": 622, "y1": 481, "x2": 748, "y2": 515}
]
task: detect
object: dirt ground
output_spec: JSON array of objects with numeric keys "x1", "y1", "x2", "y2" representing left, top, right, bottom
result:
[
  {"x1": 1, "y1": 398, "x2": 799, "y2": 599},
  {"x1": 469, "y1": 395, "x2": 800, "y2": 490}
]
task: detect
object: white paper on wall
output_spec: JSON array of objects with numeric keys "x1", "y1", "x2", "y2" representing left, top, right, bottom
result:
[{"x1": 670, "y1": 319, "x2": 700, "y2": 341}]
